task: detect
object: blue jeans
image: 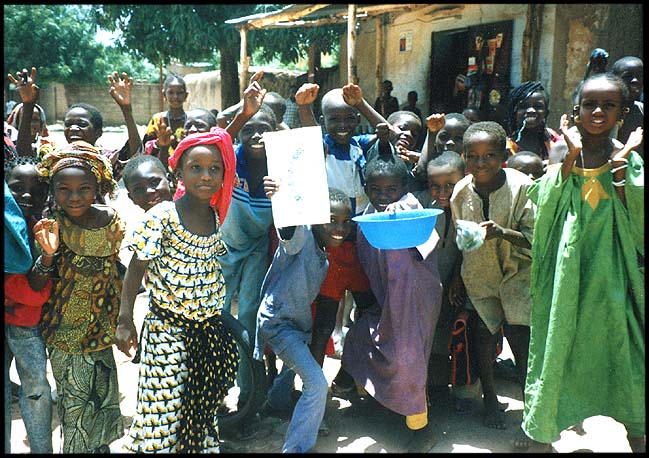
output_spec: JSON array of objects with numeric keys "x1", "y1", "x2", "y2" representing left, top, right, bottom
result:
[
  {"x1": 221, "y1": 247, "x2": 269, "y2": 403},
  {"x1": 267, "y1": 365, "x2": 296, "y2": 412},
  {"x1": 271, "y1": 332, "x2": 328, "y2": 453},
  {"x1": 4, "y1": 324, "x2": 53, "y2": 454}
]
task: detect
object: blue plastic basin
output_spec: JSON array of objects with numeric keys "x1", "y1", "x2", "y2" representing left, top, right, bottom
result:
[{"x1": 353, "y1": 208, "x2": 443, "y2": 250}]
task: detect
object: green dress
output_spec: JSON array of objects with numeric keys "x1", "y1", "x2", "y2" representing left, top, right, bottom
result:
[{"x1": 522, "y1": 152, "x2": 645, "y2": 443}]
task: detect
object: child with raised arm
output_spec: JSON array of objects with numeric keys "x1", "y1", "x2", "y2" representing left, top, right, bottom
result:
[
  {"x1": 141, "y1": 74, "x2": 188, "y2": 160},
  {"x1": 296, "y1": 81, "x2": 388, "y2": 215},
  {"x1": 365, "y1": 111, "x2": 424, "y2": 191},
  {"x1": 116, "y1": 129, "x2": 239, "y2": 453},
  {"x1": 340, "y1": 156, "x2": 442, "y2": 453},
  {"x1": 31, "y1": 142, "x2": 126, "y2": 453},
  {"x1": 4, "y1": 156, "x2": 53, "y2": 454},
  {"x1": 414, "y1": 112, "x2": 471, "y2": 187},
  {"x1": 521, "y1": 73, "x2": 645, "y2": 452},
  {"x1": 218, "y1": 95, "x2": 280, "y2": 428},
  {"x1": 450, "y1": 121, "x2": 536, "y2": 432},
  {"x1": 36, "y1": 71, "x2": 141, "y2": 183},
  {"x1": 6, "y1": 67, "x2": 51, "y2": 157},
  {"x1": 255, "y1": 184, "x2": 356, "y2": 453},
  {"x1": 281, "y1": 82, "x2": 387, "y2": 406}
]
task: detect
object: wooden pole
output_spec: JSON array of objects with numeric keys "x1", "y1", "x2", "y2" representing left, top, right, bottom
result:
[
  {"x1": 521, "y1": 4, "x2": 533, "y2": 82},
  {"x1": 240, "y1": 27, "x2": 249, "y2": 97},
  {"x1": 159, "y1": 60, "x2": 164, "y2": 112},
  {"x1": 347, "y1": 4, "x2": 357, "y2": 84},
  {"x1": 375, "y1": 14, "x2": 383, "y2": 101},
  {"x1": 308, "y1": 42, "x2": 316, "y2": 83}
]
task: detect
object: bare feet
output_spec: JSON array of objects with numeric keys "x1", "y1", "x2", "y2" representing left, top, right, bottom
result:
[
  {"x1": 568, "y1": 420, "x2": 586, "y2": 436},
  {"x1": 628, "y1": 435, "x2": 646, "y2": 453},
  {"x1": 511, "y1": 428, "x2": 553, "y2": 452},
  {"x1": 483, "y1": 406, "x2": 507, "y2": 429}
]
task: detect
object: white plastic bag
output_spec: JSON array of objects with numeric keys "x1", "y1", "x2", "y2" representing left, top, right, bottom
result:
[{"x1": 455, "y1": 219, "x2": 486, "y2": 252}]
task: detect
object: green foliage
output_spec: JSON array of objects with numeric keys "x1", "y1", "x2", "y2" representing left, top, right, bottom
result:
[
  {"x1": 94, "y1": 48, "x2": 160, "y2": 83},
  {"x1": 95, "y1": 5, "x2": 258, "y2": 65},
  {"x1": 4, "y1": 5, "x2": 159, "y2": 85},
  {"x1": 4, "y1": 5, "x2": 104, "y2": 84},
  {"x1": 249, "y1": 24, "x2": 345, "y2": 66}
]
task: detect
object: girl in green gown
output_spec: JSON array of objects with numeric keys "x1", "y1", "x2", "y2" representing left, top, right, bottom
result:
[{"x1": 522, "y1": 73, "x2": 645, "y2": 452}]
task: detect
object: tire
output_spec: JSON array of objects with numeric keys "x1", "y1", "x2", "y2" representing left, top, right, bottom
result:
[{"x1": 217, "y1": 311, "x2": 267, "y2": 431}]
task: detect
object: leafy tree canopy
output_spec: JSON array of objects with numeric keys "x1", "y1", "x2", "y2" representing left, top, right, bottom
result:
[
  {"x1": 4, "y1": 5, "x2": 158, "y2": 85},
  {"x1": 250, "y1": 22, "x2": 345, "y2": 66},
  {"x1": 94, "y1": 5, "x2": 259, "y2": 65}
]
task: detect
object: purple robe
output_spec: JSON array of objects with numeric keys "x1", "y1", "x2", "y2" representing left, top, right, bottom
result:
[{"x1": 342, "y1": 194, "x2": 442, "y2": 416}]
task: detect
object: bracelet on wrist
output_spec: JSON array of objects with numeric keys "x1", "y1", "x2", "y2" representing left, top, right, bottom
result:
[
  {"x1": 34, "y1": 255, "x2": 56, "y2": 275},
  {"x1": 610, "y1": 164, "x2": 628, "y2": 174},
  {"x1": 41, "y1": 251, "x2": 58, "y2": 259},
  {"x1": 609, "y1": 157, "x2": 629, "y2": 164},
  {"x1": 612, "y1": 179, "x2": 626, "y2": 187}
]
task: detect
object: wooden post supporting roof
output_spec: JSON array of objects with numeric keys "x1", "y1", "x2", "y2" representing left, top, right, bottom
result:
[
  {"x1": 239, "y1": 28, "x2": 249, "y2": 97},
  {"x1": 347, "y1": 4, "x2": 357, "y2": 84},
  {"x1": 375, "y1": 14, "x2": 384, "y2": 101}
]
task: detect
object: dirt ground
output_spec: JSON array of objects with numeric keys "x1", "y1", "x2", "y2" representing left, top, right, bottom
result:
[{"x1": 7, "y1": 126, "x2": 636, "y2": 453}]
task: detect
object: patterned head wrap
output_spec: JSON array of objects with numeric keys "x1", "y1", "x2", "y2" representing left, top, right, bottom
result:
[
  {"x1": 168, "y1": 127, "x2": 236, "y2": 224},
  {"x1": 36, "y1": 140, "x2": 117, "y2": 198}
]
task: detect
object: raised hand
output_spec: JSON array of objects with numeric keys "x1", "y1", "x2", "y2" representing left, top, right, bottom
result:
[
  {"x1": 559, "y1": 113, "x2": 582, "y2": 161},
  {"x1": 242, "y1": 77, "x2": 267, "y2": 118},
  {"x1": 295, "y1": 83, "x2": 320, "y2": 106},
  {"x1": 108, "y1": 71, "x2": 133, "y2": 107},
  {"x1": 612, "y1": 126, "x2": 644, "y2": 161},
  {"x1": 249, "y1": 70, "x2": 264, "y2": 87},
  {"x1": 154, "y1": 119, "x2": 174, "y2": 147},
  {"x1": 397, "y1": 145, "x2": 421, "y2": 165},
  {"x1": 33, "y1": 218, "x2": 59, "y2": 255},
  {"x1": 342, "y1": 83, "x2": 363, "y2": 107},
  {"x1": 375, "y1": 122, "x2": 391, "y2": 144},
  {"x1": 426, "y1": 113, "x2": 445, "y2": 132},
  {"x1": 8, "y1": 67, "x2": 39, "y2": 104}
]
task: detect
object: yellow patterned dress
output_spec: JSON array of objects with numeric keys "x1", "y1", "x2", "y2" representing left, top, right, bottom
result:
[
  {"x1": 40, "y1": 206, "x2": 126, "y2": 453},
  {"x1": 124, "y1": 200, "x2": 236, "y2": 453}
]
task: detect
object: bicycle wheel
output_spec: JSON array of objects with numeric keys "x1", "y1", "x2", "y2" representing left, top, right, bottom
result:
[{"x1": 217, "y1": 311, "x2": 267, "y2": 431}]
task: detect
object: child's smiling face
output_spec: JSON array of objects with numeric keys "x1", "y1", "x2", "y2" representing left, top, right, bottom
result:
[
  {"x1": 321, "y1": 98, "x2": 360, "y2": 146},
  {"x1": 427, "y1": 165, "x2": 463, "y2": 209},
  {"x1": 126, "y1": 162, "x2": 172, "y2": 212},
  {"x1": 435, "y1": 118, "x2": 467, "y2": 154},
  {"x1": 239, "y1": 111, "x2": 274, "y2": 160},
  {"x1": 577, "y1": 79, "x2": 624, "y2": 137},
  {"x1": 364, "y1": 171, "x2": 407, "y2": 213},
  {"x1": 313, "y1": 200, "x2": 353, "y2": 248},
  {"x1": 464, "y1": 132, "x2": 506, "y2": 188},
  {"x1": 6, "y1": 163, "x2": 48, "y2": 218}
]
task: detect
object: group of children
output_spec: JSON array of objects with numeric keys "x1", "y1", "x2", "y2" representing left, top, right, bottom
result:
[{"x1": 4, "y1": 52, "x2": 644, "y2": 454}]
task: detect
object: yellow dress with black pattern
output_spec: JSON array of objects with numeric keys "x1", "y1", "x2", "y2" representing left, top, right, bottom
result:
[{"x1": 124, "y1": 200, "x2": 230, "y2": 453}]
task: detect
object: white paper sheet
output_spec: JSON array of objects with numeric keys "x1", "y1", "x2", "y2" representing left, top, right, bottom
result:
[{"x1": 264, "y1": 126, "x2": 331, "y2": 228}]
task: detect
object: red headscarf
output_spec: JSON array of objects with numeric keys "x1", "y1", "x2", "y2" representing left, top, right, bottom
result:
[{"x1": 168, "y1": 128, "x2": 236, "y2": 224}]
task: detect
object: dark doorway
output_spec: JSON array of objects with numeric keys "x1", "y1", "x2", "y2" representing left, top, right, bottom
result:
[{"x1": 429, "y1": 20, "x2": 513, "y2": 126}]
